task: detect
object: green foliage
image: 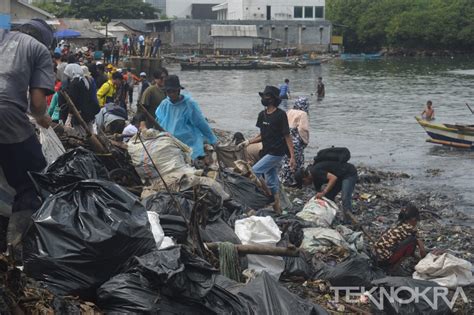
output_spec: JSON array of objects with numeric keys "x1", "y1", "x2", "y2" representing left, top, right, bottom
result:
[
  {"x1": 34, "y1": 0, "x2": 158, "y2": 20},
  {"x1": 327, "y1": 0, "x2": 474, "y2": 52}
]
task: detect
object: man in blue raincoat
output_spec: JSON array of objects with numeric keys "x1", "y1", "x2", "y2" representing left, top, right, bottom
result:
[{"x1": 156, "y1": 75, "x2": 217, "y2": 160}]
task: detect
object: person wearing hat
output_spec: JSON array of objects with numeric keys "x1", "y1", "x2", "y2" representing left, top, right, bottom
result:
[
  {"x1": 156, "y1": 75, "x2": 217, "y2": 160},
  {"x1": 0, "y1": 19, "x2": 55, "y2": 250},
  {"x1": 240, "y1": 86, "x2": 296, "y2": 214},
  {"x1": 294, "y1": 160, "x2": 358, "y2": 223}
]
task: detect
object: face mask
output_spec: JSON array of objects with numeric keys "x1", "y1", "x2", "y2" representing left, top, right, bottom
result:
[{"x1": 261, "y1": 98, "x2": 273, "y2": 107}]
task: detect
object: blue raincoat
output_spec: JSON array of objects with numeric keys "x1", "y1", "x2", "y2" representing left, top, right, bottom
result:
[{"x1": 156, "y1": 94, "x2": 217, "y2": 159}]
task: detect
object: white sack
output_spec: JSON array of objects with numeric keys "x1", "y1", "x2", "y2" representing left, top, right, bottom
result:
[
  {"x1": 235, "y1": 216, "x2": 285, "y2": 279},
  {"x1": 413, "y1": 253, "x2": 474, "y2": 288},
  {"x1": 39, "y1": 126, "x2": 65, "y2": 165},
  {"x1": 296, "y1": 197, "x2": 337, "y2": 227}
]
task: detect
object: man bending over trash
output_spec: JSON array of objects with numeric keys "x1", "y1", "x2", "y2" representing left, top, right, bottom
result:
[
  {"x1": 0, "y1": 19, "x2": 55, "y2": 250},
  {"x1": 240, "y1": 86, "x2": 296, "y2": 214},
  {"x1": 155, "y1": 75, "x2": 217, "y2": 161}
]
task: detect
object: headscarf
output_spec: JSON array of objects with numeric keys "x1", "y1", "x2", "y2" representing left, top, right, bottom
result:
[
  {"x1": 81, "y1": 65, "x2": 91, "y2": 78},
  {"x1": 64, "y1": 63, "x2": 89, "y2": 89},
  {"x1": 294, "y1": 96, "x2": 309, "y2": 113}
]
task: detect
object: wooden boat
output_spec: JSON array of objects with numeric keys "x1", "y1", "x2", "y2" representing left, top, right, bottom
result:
[
  {"x1": 415, "y1": 116, "x2": 474, "y2": 149},
  {"x1": 340, "y1": 53, "x2": 382, "y2": 60},
  {"x1": 180, "y1": 60, "x2": 305, "y2": 71}
]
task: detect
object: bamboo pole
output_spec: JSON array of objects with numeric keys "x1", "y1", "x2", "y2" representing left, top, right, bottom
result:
[{"x1": 206, "y1": 242, "x2": 300, "y2": 257}]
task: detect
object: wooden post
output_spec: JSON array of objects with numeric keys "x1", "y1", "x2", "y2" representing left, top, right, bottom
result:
[{"x1": 206, "y1": 243, "x2": 300, "y2": 257}]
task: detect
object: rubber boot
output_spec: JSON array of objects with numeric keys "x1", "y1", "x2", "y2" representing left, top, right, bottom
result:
[{"x1": 272, "y1": 193, "x2": 282, "y2": 215}]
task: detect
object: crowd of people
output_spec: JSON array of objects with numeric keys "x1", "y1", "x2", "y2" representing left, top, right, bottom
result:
[
  {"x1": 102, "y1": 34, "x2": 162, "y2": 65},
  {"x1": 0, "y1": 18, "x2": 427, "y2": 272}
]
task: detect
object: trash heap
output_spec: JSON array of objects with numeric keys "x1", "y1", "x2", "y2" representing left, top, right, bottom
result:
[{"x1": 0, "y1": 128, "x2": 473, "y2": 314}]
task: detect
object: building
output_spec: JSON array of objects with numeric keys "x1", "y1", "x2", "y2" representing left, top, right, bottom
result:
[
  {"x1": 213, "y1": 0, "x2": 325, "y2": 21},
  {"x1": 165, "y1": 0, "x2": 222, "y2": 19},
  {"x1": 211, "y1": 24, "x2": 257, "y2": 50},
  {"x1": 1, "y1": 0, "x2": 55, "y2": 29}
]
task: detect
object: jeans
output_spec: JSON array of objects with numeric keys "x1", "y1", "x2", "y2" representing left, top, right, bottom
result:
[
  {"x1": 325, "y1": 174, "x2": 357, "y2": 212},
  {"x1": 252, "y1": 154, "x2": 283, "y2": 195}
]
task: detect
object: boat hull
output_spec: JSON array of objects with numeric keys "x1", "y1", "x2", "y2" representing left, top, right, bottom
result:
[
  {"x1": 180, "y1": 61, "x2": 304, "y2": 70},
  {"x1": 415, "y1": 117, "x2": 474, "y2": 149}
]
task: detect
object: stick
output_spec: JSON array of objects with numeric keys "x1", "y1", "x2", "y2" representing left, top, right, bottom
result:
[
  {"x1": 344, "y1": 212, "x2": 376, "y2": 243},
  {"x1": 466, "y1": 103, "x2": 474, "y2": 114},
  {"x1": 206, "y1": 242, "x2": 300, "y2": 257},
  {"x1": 60, "y1": 91, "x2": 107, "y2": 154},
  {"x1": 137, "y1": 102, "x2": 165, "y2": 131}
]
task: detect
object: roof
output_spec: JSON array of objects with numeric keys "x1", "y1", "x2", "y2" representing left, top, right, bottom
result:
[
  {"x1": 17, "y1": 0, "x2": 55, "y2": 19},
  {"x1": 212, "y1": 2, "x2": 228, "y2": 12},
  {"x1": 211, "y1": 25, "x2": 258, "y2": 38},
  {"x1": 112, "y1": 19, "x2": 160, "y2": 32},
  {"x1": 56, "y1": 19, "x2": 105, "y2": 39}
]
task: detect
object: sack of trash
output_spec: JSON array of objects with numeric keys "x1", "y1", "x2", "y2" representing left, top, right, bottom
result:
[
  {"x1": 127, "y1": 130, "x2": 196, "y2": 182},
  {"x1": 235, "y1": 216, "x2": 285, "y2": 279},
  {"x1": 301, "y1": 226, "x2": 364, "y2": 254},
  {"x1": 219, "y1": 171, "x2": 270, "y2": 210},
  {"x1": 413, "y1": 252, "x2": 474, "y2": 288},
  {"x1": 38, "y1": 126, "x2": 65, "y2": 165},
  {"x1": 30, "y1": 147, "x2": 109, "y2": 196},
  {"x1": 371, "y1": 277, "x2": 452, "y2": 315},
  {"x1": 23, "y1": 180, "x2": 156, "y2": 298},
  {"x1": 313, "y1": 254, "x2": 385, "y2": 288},
  {"x1": 296, "y1": 197, "x2": 337, "y2": 227}
]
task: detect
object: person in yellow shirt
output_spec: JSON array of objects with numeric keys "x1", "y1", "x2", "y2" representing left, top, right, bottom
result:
[{"x1": 97, "y1": 72, "x2": 122, "y2": 107}]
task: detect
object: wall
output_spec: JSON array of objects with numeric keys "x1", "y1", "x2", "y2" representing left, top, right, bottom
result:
[
  {"x1": 0, "y1": 0, "x2": 11, "y2": 14},
  {"x1": 165, "y1": 0, "x2": 222, "y2": 19},
  {"x1": 214, "y1": 37, "x2": 253, "y2": 49},
  {"x1": 10, "y1": 0, "x2": 51, "y2": 20},
  {"x1": 170, "y1": 19, "x2": 331, "y2": 52},
  {"x1": 225, "y1": 0, "x2": 325, "y2": 20}
]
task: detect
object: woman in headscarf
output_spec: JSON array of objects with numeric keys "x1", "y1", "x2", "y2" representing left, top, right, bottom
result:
[
  {"x1": 279, "y1": 96, "x2": 310, "y2": 186},
  {"x1": 58, "y1": 63, "x2": 100, "y2": 129}
]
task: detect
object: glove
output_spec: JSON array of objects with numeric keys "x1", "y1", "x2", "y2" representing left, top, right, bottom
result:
[{"x1": 238, "y1": 140, "x2": 249, "y2": 149}]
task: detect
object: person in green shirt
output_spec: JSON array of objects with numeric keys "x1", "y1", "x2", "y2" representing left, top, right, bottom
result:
[{"x1": 140, "y1": 67, "x2": 168, "y2": 118}]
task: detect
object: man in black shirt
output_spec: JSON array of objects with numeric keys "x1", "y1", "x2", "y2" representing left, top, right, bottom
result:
[
  {"x1": 295, "y1": 161, "x2": 358, "y2": 222},
  {"x1": 241, "y1": 86, "x2": 295, "y2": 213}
]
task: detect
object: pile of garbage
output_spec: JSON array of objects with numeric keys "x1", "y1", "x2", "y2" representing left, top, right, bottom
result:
[{"x1": 1, "y1": 127, "x2": 473, "y2": 314}]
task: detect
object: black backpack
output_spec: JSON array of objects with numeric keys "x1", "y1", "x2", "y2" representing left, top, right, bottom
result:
[{"x1": 313, "y1": 147, "x2": 351, "y2": 164}]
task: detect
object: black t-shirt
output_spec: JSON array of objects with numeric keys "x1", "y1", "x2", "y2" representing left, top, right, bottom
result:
[
  {"x1": 309, "y1": 161, "x2": 357, "y2": 190},
  {"x1": 256, "y1": 108, "x2": 290, "y2": 156}
]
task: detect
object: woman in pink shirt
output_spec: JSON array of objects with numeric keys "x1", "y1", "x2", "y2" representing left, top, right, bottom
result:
[{"x1": 279, "y1": 97, "x2": 310, "y2": 186}]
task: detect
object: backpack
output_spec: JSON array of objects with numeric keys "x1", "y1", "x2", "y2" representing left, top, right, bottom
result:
[{"x1": 313, "y1": 147, "x2": 351, "y2": 164}]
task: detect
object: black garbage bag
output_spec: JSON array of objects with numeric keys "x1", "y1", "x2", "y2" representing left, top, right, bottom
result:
[
  {"x1": 200, "y1": 218, "x2": 241, "y2": 244},
  {"x1": 313, "y1": 254, "x2": 385, "y2": 288},
  {"x1": 159, "y1": 214, "x2": 189, "y2": 243},
  {"x1": 237, "y1": 272, "x2": 328, "y2": 315},
  {"x1": 371, "y1": 277, "x2": 452, "y2": 315},
  {"x1": 218, "y1": 171, "x2": 270, "y2": 210},
  {"x1": 96, "y1": 272, "x2": 159, "y2": 313},
  {"x1": 282, "y1": 251, "x2": 314, "y2": 280},
  {"x1": 30, "y1": 148, "x2": 109, "y2": 196},
  {"x1": 143, "y1": 192, "x2": 194, "y2": 219},
  {"x1": 23, "y1": 180, "x2": 156, "y2": 298}
]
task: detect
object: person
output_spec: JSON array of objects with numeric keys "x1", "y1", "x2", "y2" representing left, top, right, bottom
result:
[
  {"x1": 279, "y1": 97, "x2": 310, "y2": 186},
  {"x1": 279, "y1": 79, "x2": 290, "y2": 111},
  {"x1": 130, "y1": 34, "x2": 137, "y2": 56},
  {"x1": 421, "y1": 100, "x2": 435, "y2": 120},
  {"x1": 372, "y1": 204, "x2": 427, "y2": 271},
  {"x1": 317, "y1": 77, "x2": 325, "y2": 99},
  {"x1": 138, "y1": 34, "x2": 145, "y2": 56},
  {"x1": 114, "y1": 72, "x2": 129, "y2": 116},
  {"x1": 138, "y1": 72, "x2": 150, "y2": 103},
  {"x1": 144, "y1": 36, "x2": 152, "y2": 58},
  {"x1": 295, "y1": 159, "x2": 358, "y2": 223},
  {"x1": 58, "y1": 63, "x2": 100, "y2": 129},
  {"x1": 47, "y1": 81, "x2": 62, "y2": 123},
  {"x1": 123, "y1": 68, "x2": 135, "y2": 107},
  {"x1": 82, "y1": 65, "x2": 100, "y2": 110},
  {"x1": 112, "y1": 41, "x2": 121, "y2": 65},
  {"x1": 103, "y1": 40, "x2": 112, "y2": 64},
  {"x1": 122, "y1": 34, "x2": 129, "y2": 55},
  {"x1": 241, "y1": 86, "x2": 296, "y2": 214},
  {"x1": 140, "y1": 67, "x2": 168, "y2": 118},
  {"x1": 95, "y1": 63, "x2": 108, "y2": 90},
  {"x1": 97, "y1": 71, "x2": 122, "y2": 107},
  {"x1": 0, "y1": 19, "x2": 55, "y2": 249},
  {"x1": 152, "y1": 36, "x2": 161, "y2": 58},
  {"x1": 95, "y1": 102, "x2": 127, "y2": 135},
  {"x1": 122, "y1": 112, "x2": 147, "y2": 142},
  {"x1": 156, "y1": 75, "x2": 217, "y2": 160}
]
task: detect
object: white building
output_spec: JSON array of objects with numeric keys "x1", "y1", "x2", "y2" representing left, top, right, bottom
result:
[
  {"x1": 213, "y1": 0, "x2": 325, "y2": 20},
  {"x1": 165, "y1": 0, "x2": 222, "y2": 19}
]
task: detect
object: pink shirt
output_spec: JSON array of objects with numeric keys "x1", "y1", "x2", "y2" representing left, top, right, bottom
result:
[{"x1": 286, "y1": 109, "x2": 309, "y2": 144}]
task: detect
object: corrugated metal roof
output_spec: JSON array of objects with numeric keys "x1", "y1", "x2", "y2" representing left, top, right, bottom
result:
[{"x1": 211, "y1": 25, "x2": 257, "y2": 38}]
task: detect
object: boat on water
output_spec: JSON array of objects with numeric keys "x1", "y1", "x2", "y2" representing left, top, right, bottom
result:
[
  {"x1": 415, "y1": 116, "x2": 474, "y2": 149},
  {"x1": 340, "y1": 53, "x2": 382, "y2": 61},
  {"x1": 180, "y1": 60, "x2": 306, "y2": 71}
]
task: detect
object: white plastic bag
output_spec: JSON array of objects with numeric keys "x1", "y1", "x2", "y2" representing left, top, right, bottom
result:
[
  {"x1": 235, "y1": 216, "x2": 285, "y2": 279},
  {"x1": 146, "y1": 211, "x2": 164, "y2": 249},
  {"x1": 39, "y1": 126, "x2": 65, "y2": 165},
  {"x1": 413, "y1": 253, "x2": 474, "y2": 288},
  {"x1": 296, "y1": 197, "x2": 337, "y2": 227}
]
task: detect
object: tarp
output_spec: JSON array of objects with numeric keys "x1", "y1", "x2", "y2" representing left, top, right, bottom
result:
[{"x1": 54, "y1": 29, "x2": 81, "y2": 38}]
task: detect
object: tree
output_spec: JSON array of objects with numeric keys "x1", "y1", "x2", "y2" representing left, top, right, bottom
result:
[{"x1": 34, "y1": 0, "x2": 158, "y2": 20}]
